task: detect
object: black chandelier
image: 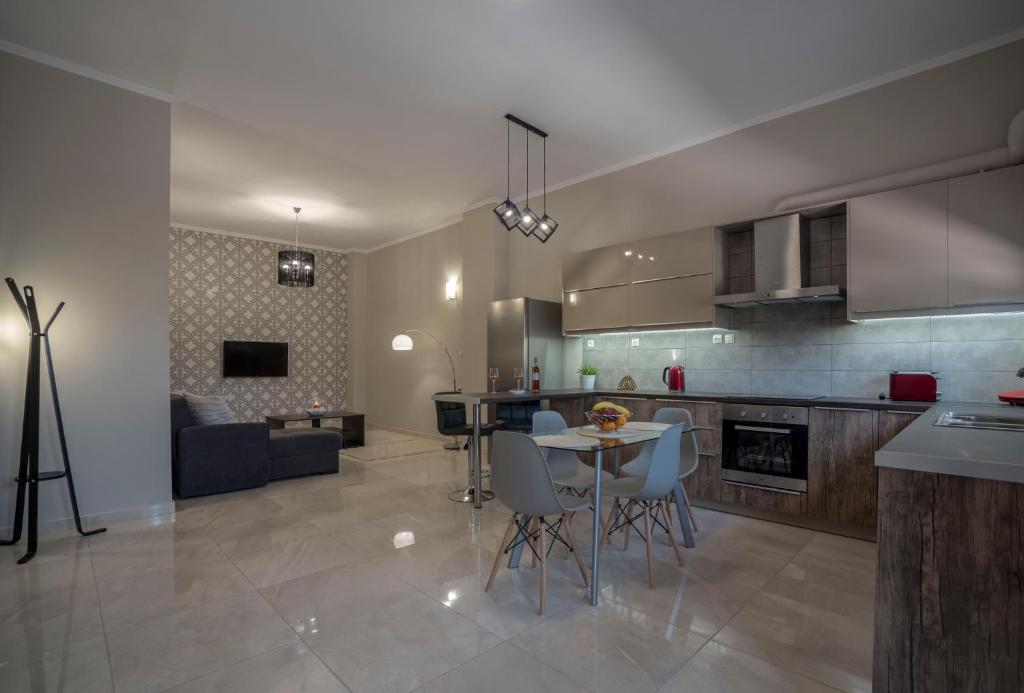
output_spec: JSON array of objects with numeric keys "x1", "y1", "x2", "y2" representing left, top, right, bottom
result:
[
  {"x1": 278, "y1": 206, "x2": 315, "y2": 288},
  {"x1": 493, "y1": 114, "x2": 558, "y2": 243}
]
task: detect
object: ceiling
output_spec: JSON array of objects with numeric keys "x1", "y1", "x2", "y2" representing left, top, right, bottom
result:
[{"x1": 2, "y1": 1, "x2": 1024, "y2": 251}]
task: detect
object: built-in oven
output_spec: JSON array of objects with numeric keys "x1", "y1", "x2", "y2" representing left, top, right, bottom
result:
[{"x1": 721, "y1": 403, "x2": 808, "y2": 494}]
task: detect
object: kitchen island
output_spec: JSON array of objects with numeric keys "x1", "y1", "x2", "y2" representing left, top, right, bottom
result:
[{"x1": 873, "y1": 403, "x2": 1024, "y2": 692}]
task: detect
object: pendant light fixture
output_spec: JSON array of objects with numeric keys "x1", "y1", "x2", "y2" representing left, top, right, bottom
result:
[
  {"x1": 277, "y1": 206, "x2": 315, "y2": 287},
  {"x1": 493, "y1": 114, "x2": 557, "y2": 243},
  {"x1": 534, "y1": 137, "x2": 559, "y2": 243},
  {"x1": 492, "y1": 119, "x2": 521, "y2": 230}
]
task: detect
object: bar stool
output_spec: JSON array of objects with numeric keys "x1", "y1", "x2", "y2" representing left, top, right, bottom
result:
[
  {"x1": 486, "y1": 431, "x2": 591, "y2": 615},
  {"x1": 434, "y1": 392, "x2": 500, "y2": 503},
  {"x1": 600, "y1": 422, "x2": 686, "y2": 589}
]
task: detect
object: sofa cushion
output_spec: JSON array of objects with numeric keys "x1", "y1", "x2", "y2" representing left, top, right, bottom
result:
[
  {"x1": 170, "y1": 394, "x2": 197, "y2": 434},
  {"x1": 269, "y1": 428, "x2": 343, "y2": 458},
  {"x1": 184, "y1": 393, "x2": 237, "y2": 425}
]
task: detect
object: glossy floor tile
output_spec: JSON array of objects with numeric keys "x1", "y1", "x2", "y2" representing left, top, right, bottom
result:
[{"x1": 0, "y1": 427, "x2": 876, "y2": 692}]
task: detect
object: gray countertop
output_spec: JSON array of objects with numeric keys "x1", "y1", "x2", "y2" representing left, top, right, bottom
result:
[
  {"x1": 432, "y1": 388, "x2": 941, "y2": 412},
  {"x1": 875, "y1": 403, "x2": 1024, "y2": 484}
]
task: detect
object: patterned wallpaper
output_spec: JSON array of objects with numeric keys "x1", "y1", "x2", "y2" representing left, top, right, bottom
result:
[{"x1": 169, "y1": 227, "x2": 349, "y2": 421}]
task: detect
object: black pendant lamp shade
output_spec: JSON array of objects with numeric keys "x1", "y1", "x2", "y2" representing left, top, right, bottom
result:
[
  {"x1": 278, "y1": 207, "x2": 315, "y2": 287},
  {"x1": 533, "y1": 138, "x2": 559, "y2": 243},
  {"x1": 493, "y1": 119, "x2": 522, "y2": 229},
  {"x1": 515, "y1": 125, "x2": 539, "y2": 237}
]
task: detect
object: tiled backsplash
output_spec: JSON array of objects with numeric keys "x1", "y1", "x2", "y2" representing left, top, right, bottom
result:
[{"x1": 573, "y1": 302, "x2": 1024, "y2": 402}]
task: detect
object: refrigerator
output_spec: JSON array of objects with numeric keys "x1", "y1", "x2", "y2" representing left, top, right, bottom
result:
[{"x1": 486, "y1": 298, "x2": 564, "y2": 391}]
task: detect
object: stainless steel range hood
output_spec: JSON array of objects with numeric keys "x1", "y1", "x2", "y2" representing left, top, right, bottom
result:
[{"x1": 713, "y1": 214, "x2": 845, "y2": 308}]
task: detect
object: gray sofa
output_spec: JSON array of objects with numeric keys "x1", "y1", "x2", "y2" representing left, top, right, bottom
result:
[{"x1": 171, "y1": 394, "x2": 342, "y2": 498}]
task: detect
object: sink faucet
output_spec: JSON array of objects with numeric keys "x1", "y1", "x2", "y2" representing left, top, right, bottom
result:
[{"x1": 1017, "y1": 367, "x2": 1024, "y2": 378}]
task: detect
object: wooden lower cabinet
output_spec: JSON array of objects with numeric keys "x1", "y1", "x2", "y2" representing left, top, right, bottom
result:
[
  {"x1": 807, "y1": 407, "x2": 878, "y2": 528},
  {"x1": 877, "y1": 410, "x2": 920, "y2": 448},
  {"x1": 655, "y1": 399, "x2": 722, "y2": 501},
  {"x1": 547, "y1": 396, "x2": 593, "y2": 428}
]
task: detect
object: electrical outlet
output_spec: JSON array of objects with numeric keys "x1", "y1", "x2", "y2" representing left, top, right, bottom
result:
[
  {"x1": 724, "y1": 333, "x2": 735, "y2": 344},
  {"x1": 712, "y1": 334, "x2": 723, "y2": 344},
  {"x1": 586, "y1": 339, "x2": 595, "y2": 348},
  {"x1": 631, "y1": 337, "x2": 640, "y2": 347}
]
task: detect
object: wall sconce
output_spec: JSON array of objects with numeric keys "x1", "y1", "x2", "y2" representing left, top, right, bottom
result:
[{"x1": 445, "y1": 277, "x2": 458, "y2": 301}]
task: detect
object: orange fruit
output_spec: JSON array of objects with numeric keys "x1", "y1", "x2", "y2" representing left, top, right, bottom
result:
[
  {"x1": 602, "y1": 421, "x2": 615, "y2": 431},
  {"x1": 616, "y1": 415, "x2": 627, "y2": 426}
]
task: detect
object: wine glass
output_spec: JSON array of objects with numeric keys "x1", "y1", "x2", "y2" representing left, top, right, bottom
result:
[
  {"x1": 513, "y1": 367, "x2": 524, "y2": 391},
  {"x1": 488, "y1": 367, "x2": 499, "y2": 393}
]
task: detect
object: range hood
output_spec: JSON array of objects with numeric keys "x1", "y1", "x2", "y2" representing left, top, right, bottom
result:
[{"x1": 713, "y1": 213, "x2": 845, "y2": 308}]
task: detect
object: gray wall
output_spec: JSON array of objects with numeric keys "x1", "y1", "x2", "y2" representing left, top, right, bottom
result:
[
  {"x1": 356, "y1": 40, "x2": 1024, "y2": 434},
  {"x1": 169, "y1": 227, "x2": 350, "y2": 421},
  {"x1": 0, "y1": 52, "x2": 173, "y2": 529},
  {"x1": 576, "y1": 305, "x2": 1024, "y2": 402}
]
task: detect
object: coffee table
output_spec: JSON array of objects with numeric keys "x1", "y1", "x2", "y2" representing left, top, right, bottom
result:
[{"x1": 265, "y1": 410, "x2": 365, "y2": 448}]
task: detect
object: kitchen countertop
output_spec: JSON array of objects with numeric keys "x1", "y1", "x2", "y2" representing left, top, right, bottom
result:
[
  {"x1": 875, "y1": 403, "x2": 1024, "y2": 483},
  {"x1": 433, "y1": 388, "x2": 943, "y2": 412}
]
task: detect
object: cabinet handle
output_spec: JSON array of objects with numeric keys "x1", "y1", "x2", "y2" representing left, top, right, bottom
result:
[
  {"x1": 813, "y1": 406, "x2": 871, "y2": 412},
  {"x1": 885, "y1": 410, "x2": 922, "y2": 415},
  {"x1": 724, "y1": 480, "x2": 803, "y2": 496}
]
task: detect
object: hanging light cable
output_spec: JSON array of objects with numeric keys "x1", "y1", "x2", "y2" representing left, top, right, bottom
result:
[
  {"x1": 534, "y1": 137, "x2": 559, "y2": 242},
  {"x1": 277, "y1": 206, "x2": 315, "y2": 287},
  {"x1": 492, "y1": 119, "x2": 521, "y2": 230},
  {"x1": 516, "y1": 127, "x2": 539, "y2": 236}
]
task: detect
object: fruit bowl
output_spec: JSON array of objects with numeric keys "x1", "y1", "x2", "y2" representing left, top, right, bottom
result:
[{"x1": 586, "y1": 401, "x2": 630, "y2": 431}]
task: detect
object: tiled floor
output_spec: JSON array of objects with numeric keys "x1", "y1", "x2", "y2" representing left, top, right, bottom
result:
[{"x1": 0, "y1": 428, "x2": 876, "y2": 692}]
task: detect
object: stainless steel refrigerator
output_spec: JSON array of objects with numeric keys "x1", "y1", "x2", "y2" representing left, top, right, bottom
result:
[{"x1": 486, "y1": 298, "x2": 563, "y2": 392}]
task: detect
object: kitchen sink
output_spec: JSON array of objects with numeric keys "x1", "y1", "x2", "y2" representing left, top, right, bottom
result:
[{"x1": 933, "y1": 410, "x2": 1024, "y2": 432}]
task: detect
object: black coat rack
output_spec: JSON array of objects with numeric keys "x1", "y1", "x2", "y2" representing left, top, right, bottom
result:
[{"x1": 1, "y1": 278, "x2": 105, "y2": 564}]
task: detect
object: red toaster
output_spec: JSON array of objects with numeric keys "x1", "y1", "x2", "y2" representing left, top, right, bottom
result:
[{"x1": 888, "y1": 371, "x2": 940, "y2": 402}]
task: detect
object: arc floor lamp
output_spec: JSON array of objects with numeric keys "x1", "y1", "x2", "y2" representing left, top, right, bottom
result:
[{"x1": 392, "y1": 329, "x2": 460, "y2": 450}]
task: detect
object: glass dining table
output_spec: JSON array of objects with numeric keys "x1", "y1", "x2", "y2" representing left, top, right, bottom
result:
[{"x1": 514, "y1": 423, "x2": 691, "y2": 607}]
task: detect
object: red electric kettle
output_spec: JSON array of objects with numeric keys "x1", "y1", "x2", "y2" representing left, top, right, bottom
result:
[{"x1": 662, "y1": 365, "x2": 685, "y2": 391}]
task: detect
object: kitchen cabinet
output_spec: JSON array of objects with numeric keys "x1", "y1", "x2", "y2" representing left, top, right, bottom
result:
[
  {"x1": 807, "y1": 407, "x2": 878, "y2": 528},
  {"x1": 628, "y1": 274, "x2": 714, "y2": 327},
  {"x1": 627, "y1": 227, "x2": 713, "y2": 283},
  {"x1": 848, "y1": 180, "x2": 948, "y2": 314},
  {"x1": 876, "y1": 410, "x2": 919, "y2": 449},
  {"x1": 547, "y1": 396, "x2": 593, "y2": 428},
  {"x1": 947, "y1": 164, "x2": 1024, "y2": 307},
  {"x1": 562, "y1": 244, "x2": 629, "y2": 291},
  {"x1": 562, "y1": 285, "x2": 629, "y2": 332},
  {"x1": 662, "y1": 400, "x2": 722, "y2": 501}
]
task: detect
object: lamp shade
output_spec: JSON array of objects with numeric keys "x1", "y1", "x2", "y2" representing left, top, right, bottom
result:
[{"x1": 391, "y1": 333, "x2": 414, "y2": 351}]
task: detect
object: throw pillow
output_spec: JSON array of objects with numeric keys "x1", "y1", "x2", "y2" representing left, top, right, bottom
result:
[{"x1": 184, "y1": 393, "x2": 237, "y2": 425}]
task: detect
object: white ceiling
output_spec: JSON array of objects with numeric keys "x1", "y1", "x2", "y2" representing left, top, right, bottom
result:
[{"x1": 3, "y1": 1, "x2": 1024, "y2": 250}]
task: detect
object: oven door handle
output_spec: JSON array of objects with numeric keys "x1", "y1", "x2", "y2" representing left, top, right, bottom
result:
[{"x1": 732, "y1": 424, "x2": 791, "y2": 435}]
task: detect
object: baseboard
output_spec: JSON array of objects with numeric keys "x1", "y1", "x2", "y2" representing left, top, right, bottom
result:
[
  {"x1": 0, "y1": 500, "x2": 177, "y2": 538},
  {"x1": 365, "y1": 421, "x2": 447, "y2": 442}
]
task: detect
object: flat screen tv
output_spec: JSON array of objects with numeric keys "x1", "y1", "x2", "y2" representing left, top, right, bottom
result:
[{"x1": 223, "y1": 341, "x2": 288, "y2": 377}]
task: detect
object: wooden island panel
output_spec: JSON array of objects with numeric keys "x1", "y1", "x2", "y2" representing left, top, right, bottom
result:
[{"x1": 874, "y1": 467, "x2": 1024, "y2": 692}]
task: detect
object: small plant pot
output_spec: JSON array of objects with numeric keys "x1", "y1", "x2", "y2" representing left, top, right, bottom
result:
[{"x1": 579, "y1": 374, "x2": 596, "y2": 390}]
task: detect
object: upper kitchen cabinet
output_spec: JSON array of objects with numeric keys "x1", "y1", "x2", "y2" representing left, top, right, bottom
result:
[
  {"x1": 627, "y1": 227, "x2": 713, "y2": 283},
  {"x1": 947, "y1": 164, "x2": 1024, "y2": 308},
  {"x1": 561, "y1": 244, "x2": 629, "y2": 291},
  {"x1": 848, "y1": 180, "x2": 949, "y2": 315},
  {"x1": 562, "y1": 285, "x2": 629, "y2": 332},
  {"x1": 629, "y1": 274, "x2": 715, "y2": 327}
]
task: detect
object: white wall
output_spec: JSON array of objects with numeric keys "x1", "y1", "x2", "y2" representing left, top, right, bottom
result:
[{"x1": 0, "y1": 52, "x2": 173, "y2": 531}]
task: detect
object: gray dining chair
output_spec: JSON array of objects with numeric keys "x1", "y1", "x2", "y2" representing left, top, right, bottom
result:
[
  {"x1": 532, "y1": 410, "x2": 613, "y2": 496},
  {"x1": 600, "y1": 422, "x2": 686, "y2": 589},
  {"x1": 486, "y1": 431, "x2": 591, "y2": 615},
  {"x1": 619, "y1": 407, "x2": 701, "y2": 533}
]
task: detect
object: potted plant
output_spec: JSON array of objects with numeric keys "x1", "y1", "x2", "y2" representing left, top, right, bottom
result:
[{"x1": 578, "y1": 364, "x2": 597, "y2": 390}]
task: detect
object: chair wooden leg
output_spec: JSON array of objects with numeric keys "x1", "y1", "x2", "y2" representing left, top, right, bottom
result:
[
  {"x1": 529, "y1": 517, "x2": 539, "y2": 569},
  {"x1": 660, "y1": 499, "x2": 685, "y2": 566},
  {"x1": 680, "y1": 485, "x2": 699, "y2": 532},
  {"x1": 562, "y1": 513, "x2": 589, "y2": 587},
  {"x1": 486, "y1": 514, "x2": 517, "y2": 592},
  {"x1": 642, "y1": 502, "x2": 655, "y2": 590},
  {"x1": 538, "y1": 516, "x2": 547, "y2": 615},
  {"x1": 600, "y1": 499, "x2": 618, "y2": 548}
]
